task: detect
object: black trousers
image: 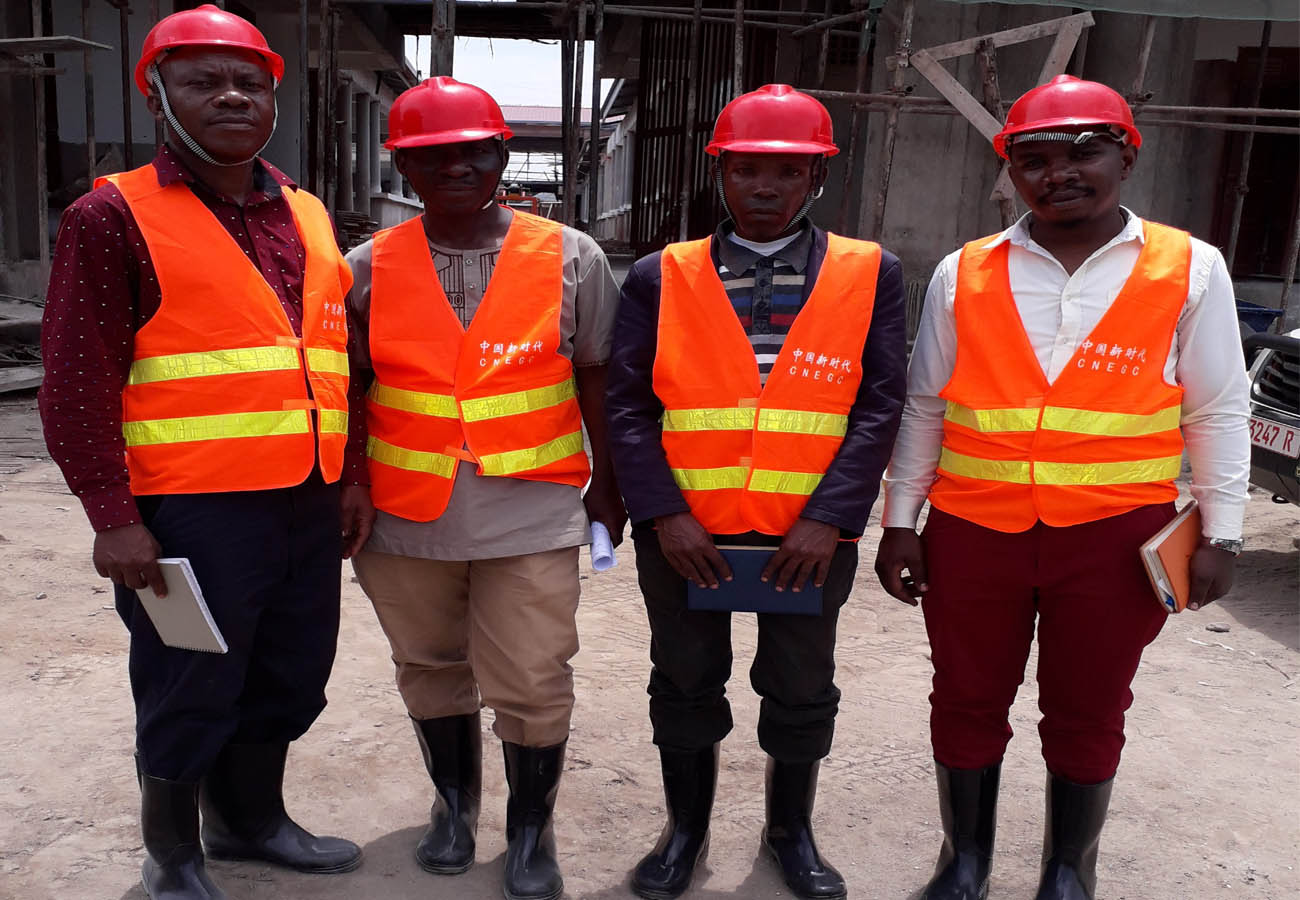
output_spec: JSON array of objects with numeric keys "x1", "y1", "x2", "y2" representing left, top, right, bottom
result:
[
  {"x1": 633, "y1": 532, "x2": 857, "y2": 763},
  {"x1": 115, "y1": 476, "x2": 343, "y2": 782}
]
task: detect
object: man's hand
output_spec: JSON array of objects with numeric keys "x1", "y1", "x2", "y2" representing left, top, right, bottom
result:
[
  {"x1": 874, "y1": 526, "x2": 929, "y2": 606},
  {"x1": 1186, "y1": 544, "x2": 1235, "y2": 611},
  {"x1": 583, "y1": 480, "x2": 628, "y2": 549},
  {"x1": 93, "y1": 523, "x2": 166, "y2": 596},
  {"x1": 655, "y1": 511, "x2": 732, "y2": 588},
  {"x1": 762, "y1": 517, "x2": 839, "y2": 593},
  {"x1": 340, "y1": 485, "x2": 376, "y2": 559}
]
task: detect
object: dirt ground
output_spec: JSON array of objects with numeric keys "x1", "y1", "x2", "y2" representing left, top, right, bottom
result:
[{"x1": 1, "y1": 392, "x2": 1297, "y2": 900}]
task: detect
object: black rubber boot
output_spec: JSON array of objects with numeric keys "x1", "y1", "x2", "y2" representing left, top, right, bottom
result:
[
  {"x1": 140, "y1": 773, "x2": 227, "y2": 900},
  {"x1": 412, "y1": 712, "x2": 482, "y2": 874},
  {"x1": 921, "y1": 762, "x2": 1000, "y2": 900},
  {"x1": 1034, "y1": 772, "x2": 1114, "y2": 900},
  {"x1": 199, "y1": 742, "x2": 362, "y2": 874},
  {"x1": 630, "y1": 744, "x2": 719, "y2": 899},
  {"x1": 502, "y1": 740, "x2": 566, "y2": 900},
  {"x1": 760, "y1": 758, "x2": 846, "y2": 900}
]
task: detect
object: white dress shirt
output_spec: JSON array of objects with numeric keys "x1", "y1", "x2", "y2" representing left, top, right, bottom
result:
[{"x1": 882, "y1": 209, "x2": 1251, "y2": 540}]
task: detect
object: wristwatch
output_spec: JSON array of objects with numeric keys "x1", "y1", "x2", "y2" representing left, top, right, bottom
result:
[{"x1": 1204, "y1": 537, "x2": 1244, "y2": 556}]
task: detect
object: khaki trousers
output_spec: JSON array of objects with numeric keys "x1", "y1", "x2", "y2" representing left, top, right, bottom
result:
[{"x1": 353, "y1": 547, "x2": 580, "y2": 747}]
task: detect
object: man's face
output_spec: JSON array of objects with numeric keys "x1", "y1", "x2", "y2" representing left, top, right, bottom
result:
[
  {"x1": 719, "y1": 152, "x2": 822, "y2": 242},
  {"x1": 148, "y1": 46, "x2": 275, "y2": 164},
  {"x1": 1007, "y1": 128, "x2": 1137, "y2": 227},
  {"x1": 396, "y1": 140, "x2": 507, "y2": 218}
]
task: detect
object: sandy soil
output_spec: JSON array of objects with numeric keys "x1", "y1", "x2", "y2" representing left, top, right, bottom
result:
[{"x1": 1, "y1": 395, "x2": 1296, "y2": 900}]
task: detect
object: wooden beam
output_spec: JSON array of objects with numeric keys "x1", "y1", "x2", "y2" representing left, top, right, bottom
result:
[
  {"x1": 910, "y1": 11, "x2": 1093, "y2": 63},
  {"x1": 910, "y1": 49, "x2": 1001, "y2": 141}
]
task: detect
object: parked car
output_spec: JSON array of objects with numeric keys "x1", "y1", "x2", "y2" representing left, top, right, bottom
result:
[{"x1": 1243, "y1": 329, "x2": 1300, "y2": 506}]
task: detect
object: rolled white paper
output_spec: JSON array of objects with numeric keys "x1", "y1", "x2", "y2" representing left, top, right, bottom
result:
[{"x1": 590, "y1": 521, "x2": 617, "y2": 572}]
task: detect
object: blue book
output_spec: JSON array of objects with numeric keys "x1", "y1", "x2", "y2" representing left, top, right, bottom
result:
[{"x1": 686, "y1": 546, "x2": 824, "y2": 616}]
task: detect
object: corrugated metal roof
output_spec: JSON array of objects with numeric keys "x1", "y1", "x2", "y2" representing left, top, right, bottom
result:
[{"x1": 501, "y1": 106, "x2": 593, "y2": 125}]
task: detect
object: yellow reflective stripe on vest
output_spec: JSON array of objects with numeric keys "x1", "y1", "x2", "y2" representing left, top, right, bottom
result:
[
  {"x1": 478, "y1": 430, "x2": 584, "y2": 476},
  {"x1": 662, "y1": 407, "x2": 756, "y2": 432},
  {"x1": 369, "y1": 382, "x2": 459, "y2": 419},
  {"x1": 127, "y1": 345, "x2": 300, "y2": 385},
  {"x1": 366, "y1": 435, "x2": 456, "y2": 478},
  {"x1": 1040, "y1": 405, "x2": 1182, "y2": 437},
  {"x1": 318, "y1": 408, "x2": 349, "y2": 435},
  {"x1": 757, "y1": 408, "x2": 849, "y2": 438},
  {"x1": 946, "y1": 402, "x2": 1183, "y2": 437},
  {"x1": 939, "y1": 448, "x2": 1182, "y2": 486},
  {"x1": 123, "y1": 409, "x2": 309, "y2": 446},
  {"x1": 459, "y1": 378, "x2": 577, "y2": 424},
  {"x1": 305, "y1": 347, "x2": 350, "y2": 376},
  {"x1": 938, "y1": 448, "x2": 1032, "y2": 484},
  {"x1": 670, "y1": 466, "x2": 822, "y2": 496},
  {"x1": 1034, "y1": 455, "x2": 1183, "y2": 485},
  {"x1": 661, "y1": 407, "x2": 847, "y2": 437},
  {"x1": 944, "y1": 402, "x2": 1040, "y2": 433},
  {"x1": 670, "y1": 466, "x2": 748, "y2": 491},
  {"x1": 747, "y1": 469, "x2": 823, "y2": 495}
]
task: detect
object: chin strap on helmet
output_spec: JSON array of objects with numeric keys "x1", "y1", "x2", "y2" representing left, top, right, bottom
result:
[{"x1": 150, "y1": 62, "x2": 278, "y2": 168}]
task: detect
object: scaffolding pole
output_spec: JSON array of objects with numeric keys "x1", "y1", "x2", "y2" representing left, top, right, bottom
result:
[
  {"x1": 560, "y1": 26, "x2": 574, "y2": 225},
  {"x1": 431, "y1": 0, "x2": 455, "y2": 76},
  {"x1": 733, "y1": 0, "x2": 744, "y2": 97},
  {"x1": 118, "y1": 2, "x2": 132, "y2": 169},
  {"x1": 588, "y1": 0, "x2": 603, "y2": 229},
  {"x1": 567, "y1": 1, "x2": 586, "y2": 227},
  {"x1": 837, "y1": 5, "x2": 874, "y2": 235},
  {"x1": 977, "y1": 37, "x2": 1016, "y2": 226},
  {"x1": 1129, "y1": 15, "x2": 1158, "y2": 103},
  {"x1": 678, "y1": 0, "x2": 701, "y2": 242},
  {"x1": 299, "y1": 0, "x2": 309, "y2": 181},
  {"x1": 815, "y1": 0, "x2": 833, "y2": 87},
  {"x1": 1226, "y1": 20, "x2": 1272, "y2": 272},
  {"x1": 81, "y1": 0, "x2": 96, "y2": 183},
  {"x1": 863, "y1": 0, "x2": 914, "y2": 240},
  {"x1": 32, "y1": 0, "x2": 48, "y2": 267}
]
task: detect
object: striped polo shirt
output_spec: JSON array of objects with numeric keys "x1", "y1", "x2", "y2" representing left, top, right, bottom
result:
[{"x1": 714, "y1": 222, "x2": 814, "y2": 385}]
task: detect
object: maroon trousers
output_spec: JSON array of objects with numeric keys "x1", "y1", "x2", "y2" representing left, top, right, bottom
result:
[{"x1": 920, "y1": 502, "x2": 1175, "y2": 785}]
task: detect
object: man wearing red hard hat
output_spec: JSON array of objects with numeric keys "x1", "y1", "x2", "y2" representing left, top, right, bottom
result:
[
  {"x1": 607, "y1": 84, "x2": 907, "y2": 899},
  {"x1": 342, "y1": 76, "x2": 623, "y2": 900},
  {"x1": 39, "y1": 5, "x2": 369, "y2": 898},
  {"x1": 876, "y1": 75, "x2": 1250, "y2": 900}
]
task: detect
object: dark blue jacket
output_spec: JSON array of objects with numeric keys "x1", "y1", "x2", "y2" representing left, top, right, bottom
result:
[{"x1": 605, "y1": 226, "x2": 908, "y2": 538}]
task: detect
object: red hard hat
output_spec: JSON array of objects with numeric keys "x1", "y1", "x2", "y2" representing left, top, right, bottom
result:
[
  {"x1": 706, "y1": 84, "x2": 838, "y2": 157},
  {"x1": 134, "y1": 4, "x2": 284, "y2": 96},
  {"x1": 386, "y1": 77, "x2": 514, "y2": 150},
  {"x1": 993, "y1": 75, "x2": 1141, "y2": 159}
]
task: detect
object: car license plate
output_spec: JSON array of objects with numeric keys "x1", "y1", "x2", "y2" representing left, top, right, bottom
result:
[{"x1": 1249, "y1": 416, "x2": 1300, "y2": 459}]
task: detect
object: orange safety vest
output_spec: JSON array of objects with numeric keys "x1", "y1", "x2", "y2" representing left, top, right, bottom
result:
[
  {"x1": 365, "y1": 210, "x2": 590, "y2": 522},
  {"x1": 102, "y1": 164, "x2": 352, "y2": 495},
  {"x1": 653, "y1": 233, "x2": 882, "y2": 536},
  {"x1": 928, "y1": 220, "x2": 1190, "y2": 533}
]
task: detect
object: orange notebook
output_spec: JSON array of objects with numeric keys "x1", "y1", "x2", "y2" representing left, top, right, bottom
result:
[{"x1": 1139, "y1": 501, "x2": 1201, "y2": 614}]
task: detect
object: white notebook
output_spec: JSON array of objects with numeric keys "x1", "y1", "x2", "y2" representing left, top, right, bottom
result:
[{"x1": 135, "y1": 558, "x2": 228, "y2": 654}]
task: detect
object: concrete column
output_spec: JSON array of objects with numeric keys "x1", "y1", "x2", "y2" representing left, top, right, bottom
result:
[
  {"x1": 369, "y1": 98, "x2": 382, "y2": 191},
  {"x1": 335, "y1": 85, "x2": 353, "y2": 213},
  {"x1": 354, "y1": 91, "x2": 372, "y2": 217}
]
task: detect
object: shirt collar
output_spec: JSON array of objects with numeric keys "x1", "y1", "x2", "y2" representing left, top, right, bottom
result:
[
  {"x1": 151, "y1": 144, "x2": 296, "y2": 206},
  {"x1": 714, "y1": 219, "x2": 813, "y2": 275},
  {"x1": 986, "y1": 205, "x2": 1145, "y2": 252}
]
